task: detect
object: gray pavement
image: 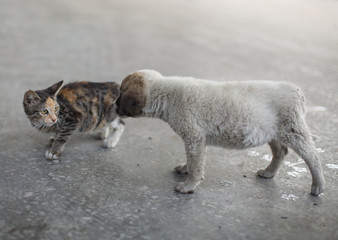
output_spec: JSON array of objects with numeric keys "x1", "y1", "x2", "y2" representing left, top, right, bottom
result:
[{"x1": 1, "y1": 0, "x2": 338, "y2": 239}]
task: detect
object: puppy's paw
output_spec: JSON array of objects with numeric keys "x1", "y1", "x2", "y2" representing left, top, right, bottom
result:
[
  {"x1": 175, "y1": 163, "x2": 188, "y2": 174},
  {"x1": 175, "y1": 181, "x2": 197, "y2": 194},
  {"x1": 311, "y1": 183, "x2": 324, "y2": 196},
  {"x1": 257, "y1": 169, "x2": 275, "y2": 179},
  {"x1": 45, "y1": 150, "x2": 60, "y2": 160}
]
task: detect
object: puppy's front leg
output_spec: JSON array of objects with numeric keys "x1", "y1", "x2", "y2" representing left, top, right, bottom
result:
[{"x1": 175, "y1": 136, "x2": 206, "y2": 194}]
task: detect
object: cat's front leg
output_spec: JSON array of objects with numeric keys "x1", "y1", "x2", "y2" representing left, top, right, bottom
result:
[
  {"x1": 45, "y1": 147, "x2": 64, "y2": 160},
  {"x1": 45, "y1": 122, "x2": 77, "y2": 160},
  {"x1": 48, "y1": 134, "x2": 57, "y2": 146},
  {"x1": 45, "y1": 135, "x2": 69, "y2": 160}
]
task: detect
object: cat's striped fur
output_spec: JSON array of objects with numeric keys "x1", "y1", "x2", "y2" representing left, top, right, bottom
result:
[{"x1": 23, "y1": 81, "x2": 124, "y2": 160}]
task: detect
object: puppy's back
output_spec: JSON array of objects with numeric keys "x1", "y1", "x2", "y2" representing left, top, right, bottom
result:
[{"x1": 156, "y1": 77, "x2": 305, "y2": 148}]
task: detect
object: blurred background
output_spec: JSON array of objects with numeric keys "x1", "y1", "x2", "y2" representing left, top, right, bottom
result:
[
  {"x1": 1, "y1": 0, "x2": 338, "y2": 127},
  {"x1": 0, "y1": 0, "x2": 337, "y2": 239}
]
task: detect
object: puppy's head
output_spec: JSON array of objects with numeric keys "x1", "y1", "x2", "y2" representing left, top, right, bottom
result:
[{"x1": 117, "y1": 72, "x2": 147, "y2": 117}]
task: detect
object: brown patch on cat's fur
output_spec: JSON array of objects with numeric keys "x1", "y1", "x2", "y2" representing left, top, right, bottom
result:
[
  {"x1": 103, "y1": 91, "x2": 114, "y2": 106},
  {"x1": 59, "y1": 88, "x2": 77, "y2": 104},
  {"x1": 118, "y1": 72, "x2": 147, "y2": 117},
  {"x1": 89, "y1": 97, "x2": 99, "y2": 128},
  {"x1": 45, "y1": 97, "x2": 56, "y2": 109},
  {"x1": 45, "y1": 97, "x2": 58, "y2": 123}
]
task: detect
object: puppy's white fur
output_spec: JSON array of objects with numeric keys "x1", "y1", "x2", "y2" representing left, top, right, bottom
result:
[{"x1": 119, "y1": 70, "x2": 325, "y2": 195}]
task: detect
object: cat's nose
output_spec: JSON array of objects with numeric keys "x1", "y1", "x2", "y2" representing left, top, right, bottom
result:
[{"x1": 51, "y1": 118, "x2": 57, "y2": 123}]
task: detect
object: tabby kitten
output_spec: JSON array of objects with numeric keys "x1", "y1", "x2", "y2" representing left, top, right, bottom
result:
[{"x1": 23, "y1": 80, "x2": 125, "y2": 160}]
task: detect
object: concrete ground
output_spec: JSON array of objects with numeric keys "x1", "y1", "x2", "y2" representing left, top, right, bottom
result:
[{"x1": 0, "y1": 0, "x2": 337, "y2": 239}]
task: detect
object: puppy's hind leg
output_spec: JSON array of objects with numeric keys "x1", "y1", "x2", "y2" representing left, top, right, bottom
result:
[
  {"x1": 103, "y1": 118, "x2": 125, "y2": 149},
  {"x1": 283, "y1": 119, "x2": 325, "y2": 196},
  {"x1": 175, "y1": 163, "x2": 188, "y2": 174},
  {"x1": 175, "y1": 136, "x2": 206, "y2": 194},
  {"x1": 258, "y1": 139, "x2": 288, "y2": 178}
]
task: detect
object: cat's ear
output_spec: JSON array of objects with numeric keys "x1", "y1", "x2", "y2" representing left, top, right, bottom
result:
[
  {"x1": 23, "y1": 90, "x2": 40, "y2": 106},
  {"x1": 47, "y1": 81, "x2": 64, "y2": 97}
]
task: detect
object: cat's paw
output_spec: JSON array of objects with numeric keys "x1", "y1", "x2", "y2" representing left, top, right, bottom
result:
[
  {"x1": 45, "y1": 150, "x2": 60, "y2": 160},
  {"x1": 102, "y1": 123, "x2": 124, "y2": 148},
  {"x1": 103, "y1": 139, "x2": 118, "y2": 149},
  {"x1": 94, "y1": 127, "x2": 109, "y2": 140}
]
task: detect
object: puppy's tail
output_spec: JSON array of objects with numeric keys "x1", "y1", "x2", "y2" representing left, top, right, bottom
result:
[{"x1": 294, "y1": 86, "x2": 307, "y2": 115}]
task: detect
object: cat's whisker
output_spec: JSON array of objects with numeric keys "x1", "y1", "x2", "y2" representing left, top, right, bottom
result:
[
  {"x1": 33, "y1": 122, "x2": 42, "y2": 131},
  {"x1": 37, "y1": 125, "x2": 44, "y2": 136},
  {"x1": 56, "y1": 121, "x2": 61, "y2": 130},
  {"x1": 29, "y1": 122, "x2": 41, "y2": 135}
]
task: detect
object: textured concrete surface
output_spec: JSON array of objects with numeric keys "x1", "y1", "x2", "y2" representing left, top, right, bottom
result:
[{"x1": 1, "y1": 0, "x2": 338, "y2": 239}]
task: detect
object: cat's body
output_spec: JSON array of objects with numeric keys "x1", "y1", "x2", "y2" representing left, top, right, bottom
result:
[{"x1": 23, "y1": 81, "x2": 124, "y2": 160}]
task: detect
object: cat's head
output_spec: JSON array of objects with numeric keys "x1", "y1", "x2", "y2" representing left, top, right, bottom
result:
[{"x1": 23, "y1": 81, "x2": 64, "y2": 129}]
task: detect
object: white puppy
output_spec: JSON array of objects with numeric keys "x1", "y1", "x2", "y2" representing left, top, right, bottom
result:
[{"x1": 117, "y1": 70, "x2": 325, "y2": 196}]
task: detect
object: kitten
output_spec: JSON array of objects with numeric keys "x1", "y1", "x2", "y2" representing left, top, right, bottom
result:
[{"x1": 23, "y1": 80, "x2": 125, "y2": 161}]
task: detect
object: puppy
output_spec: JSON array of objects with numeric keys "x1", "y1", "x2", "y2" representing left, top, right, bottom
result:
[{"x1": 117, "y1": 70, "x2": 325, "y2": 196}]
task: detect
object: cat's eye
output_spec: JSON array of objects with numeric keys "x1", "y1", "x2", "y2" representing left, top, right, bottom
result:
[
  {"x1": 40, "y1": 109, "x2": 48, "y2": 115},
  {"x1": 54, "y1": 106, "x2": 59, "y2": 112}
]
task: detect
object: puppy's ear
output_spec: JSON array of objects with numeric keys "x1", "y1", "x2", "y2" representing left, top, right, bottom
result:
[
  {"x1": 121, "y1": 72, "x2": 144, "y2": 92},
  {"x1": 121, "y1": 89, "x2": 146, "y2": 117},
  {"x1": 23, "y1": 90, "x2": 40, "y2": 106}
]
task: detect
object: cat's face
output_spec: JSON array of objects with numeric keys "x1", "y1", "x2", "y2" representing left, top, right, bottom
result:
[{"x1": 23, "y1": 81, "x2": 63, "y2": 129}]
